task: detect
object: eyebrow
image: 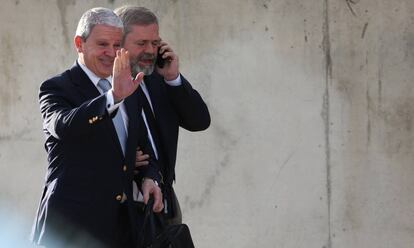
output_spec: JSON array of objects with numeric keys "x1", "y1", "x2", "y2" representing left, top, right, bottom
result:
[
  {"x1": 96, "y1": 39, "x2": 121, "y2": 43},
  {"x1": 136, "y1": 39, "x2": 161, "y2": 42}
]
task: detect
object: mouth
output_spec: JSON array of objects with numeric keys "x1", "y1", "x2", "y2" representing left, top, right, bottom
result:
[
  {"x1": 138, "y1": 59, "x2": 155, "y2": 66},
  {"x1": 99, "y1": 58, "x2": 114, "y2": 67},
  {"x1": 136, "y1": 53, "x2": 155, "y2": 67}
]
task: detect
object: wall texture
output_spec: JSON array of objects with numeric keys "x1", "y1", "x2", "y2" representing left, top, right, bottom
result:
[{"x1": 0, "y1": 0, "x2": 413, "y2": 247}]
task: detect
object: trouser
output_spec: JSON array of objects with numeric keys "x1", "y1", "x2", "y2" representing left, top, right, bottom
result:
[{"x1": 116, "y1": 203, "x2": 134, "y2": 248}]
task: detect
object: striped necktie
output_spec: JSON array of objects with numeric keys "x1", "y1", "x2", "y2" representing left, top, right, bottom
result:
[{"x1": 98, "y1": 79, "x2": 127, "y2": 155}]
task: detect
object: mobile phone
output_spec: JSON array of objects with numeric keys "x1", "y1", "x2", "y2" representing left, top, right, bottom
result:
[{"x1": 156, "y1": 50, "x2": 166, "y2": 68}]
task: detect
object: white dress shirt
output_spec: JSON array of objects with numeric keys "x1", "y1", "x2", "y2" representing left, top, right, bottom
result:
[{"x1": 78, "y1": 60, "x2": 129, "y2": 134}]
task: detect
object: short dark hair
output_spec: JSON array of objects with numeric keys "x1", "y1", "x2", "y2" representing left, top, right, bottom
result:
[{"x1": 114, "y1": 6, "x2": 158, "y2": 38}]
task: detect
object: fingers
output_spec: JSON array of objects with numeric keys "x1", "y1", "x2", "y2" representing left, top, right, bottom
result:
[
  {"x1": 119, "y1": 49, "x2": 125, "y2": 69},
  {"x1": 141, "y1": 179, "x2": 164, "y2": 212},
  {"x1": 114, "y1": 48, "x2": 129, "y2": 69},
  {"x1": 133, "y1": 71, "x2": 144, "y2": 85},
  {"x1": 123, "y1": 50, "x2": 130, "y2": 69},
  {"x1": 120, "y1": 48, "x2": 129, "y2": 70},
  {"x1": 135, "y1": 160, "x2": 149, "y2": 167},
  {"x1": 135, "y1": 148, "x2": 149, "y2": 167},
  {"x1": 135, "y1": 149, "x2": 150, "y2": 162},
  {"x1": 135, "y1": 162, "x2": 149, "y2": 168},
  {"x1": 158, "y1": 41, "x2": 174, "y2": 59},
  {"x1": 152, "y1": 188, "x2": 164, "y2": 213},
  {"x1": 113, "y1": 50, "x2": 121, "y2": 74},
  {"x1": 158, "y1": 41, "x2": 166, "y2": 54},
  {"x1": 156, "y1": 41, "x2": 179, "y2": 81},
  {"x1": 141, "y1": 178, "x2": 152, "y2": 204},
  {"x1": 113, "y1": 49, "x2": 130, "y2": 75},
  {"x1": 157, "y1": 42, "x2": 178, "y2": 68}
]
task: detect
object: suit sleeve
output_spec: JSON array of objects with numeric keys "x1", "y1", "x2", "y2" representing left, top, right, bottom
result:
[
  {"x1": 39, "y1": 78, "x2": 110, "y2": 141},
  {"x1": 166, "y1": 74, "x2": 211, "y2": 131}
]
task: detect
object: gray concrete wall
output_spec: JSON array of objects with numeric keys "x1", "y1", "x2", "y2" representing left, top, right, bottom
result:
[{"x1": 0, "y1": 0, "x2": 413, "y2": 247}]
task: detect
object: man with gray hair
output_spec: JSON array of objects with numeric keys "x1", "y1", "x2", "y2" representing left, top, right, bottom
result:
[
  {"x1": 115, "y1": 6, "x2": 210, "y2": 226},
  {"x1": 31, "y1": 7, "x2": 163, "y2": 248}
]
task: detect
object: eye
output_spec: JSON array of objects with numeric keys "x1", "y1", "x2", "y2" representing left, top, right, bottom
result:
[
  {"x1": 136, "y1": 41, "x2": 145, "y2": 46},
  {"x1": 152, "y1": 41, "x2": 161, "y2": 47}
]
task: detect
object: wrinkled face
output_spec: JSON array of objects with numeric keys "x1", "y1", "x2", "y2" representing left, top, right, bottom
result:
[
  {"x1": 75, "y1": 24, "x2": 122, "y2": 78},
  {"x1": 123, "y1": 24, "x2": 161, "y2": 76}
]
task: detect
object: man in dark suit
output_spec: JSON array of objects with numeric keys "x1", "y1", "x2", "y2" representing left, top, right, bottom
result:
[
  {"x1": 115, "y1": 6, "x2": 211, "y2": 224},
  {"x1": 31, "y1": 8, "x2": 164, "y2": 248}
]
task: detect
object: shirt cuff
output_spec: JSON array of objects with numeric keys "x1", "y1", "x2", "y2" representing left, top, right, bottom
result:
[
  {"x1": 164, "y1": 74, "x2": 182, "y2": 86},
  {"x1": 105, "y1": 91, "x2": 123, "y2": 114}
]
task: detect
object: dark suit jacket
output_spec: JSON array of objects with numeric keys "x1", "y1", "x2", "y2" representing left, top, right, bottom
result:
[
  {"x1": 31, "y1": 62, "x2": 160, "y2": 248},
  {"x1": 142, "y1": 72, "x2": 210, "y2": 186}
]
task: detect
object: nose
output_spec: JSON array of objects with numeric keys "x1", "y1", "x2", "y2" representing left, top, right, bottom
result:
[
  {"x1": 144, "y1": 42, "x2": 157, "y2": 55},
  {"x1": 105, "y1": 46, "x2": 119, "y2": 58}
]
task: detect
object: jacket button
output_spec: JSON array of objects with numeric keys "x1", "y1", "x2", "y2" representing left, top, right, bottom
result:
[
  {"x1": 115, "y1": 194, "x2": 122, "y2": 201},
  {"x1": 123, "y1": 165, "x2": 127, "y2": 172}
]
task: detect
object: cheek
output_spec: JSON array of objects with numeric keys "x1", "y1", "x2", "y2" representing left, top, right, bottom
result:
[
  {"x1": 131, "y1": 51, "x2": 144, "y2": 60},
  {"x1": 134, "y1": 45, "x2": 146, "y2": 54},
  {"x1": 92, "y1": 46, "x2": 106, "y2": 55}
]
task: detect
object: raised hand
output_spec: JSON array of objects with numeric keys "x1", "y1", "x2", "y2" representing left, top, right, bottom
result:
[{"x1": 112, "y1": 48, "x2": 144, "y2": 102}]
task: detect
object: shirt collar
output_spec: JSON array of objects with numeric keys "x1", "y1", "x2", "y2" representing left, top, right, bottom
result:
[{"x1": 77, "y1": 59, "x2": 112, "y2": 87}]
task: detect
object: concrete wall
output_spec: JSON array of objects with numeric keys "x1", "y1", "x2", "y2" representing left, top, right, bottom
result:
[{"x1": 0, "y1": 0, "x2": 413, "y2": 247}]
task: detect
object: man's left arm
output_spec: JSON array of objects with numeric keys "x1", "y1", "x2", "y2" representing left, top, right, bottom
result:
[
  {"x1": 165, "y1": 75, "x2": 211, "y2": 131},
  {"x1": 156, "y1": 41, "x2": 211, "y2": 131}
]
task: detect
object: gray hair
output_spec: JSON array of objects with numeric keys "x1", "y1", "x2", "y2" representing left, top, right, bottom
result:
[
  {"x1": 75, "y1": 7, "x2": 123, "y2": 40},
  {"x1": 114, "y1": 6, "x2": 158, "y2": 38}
]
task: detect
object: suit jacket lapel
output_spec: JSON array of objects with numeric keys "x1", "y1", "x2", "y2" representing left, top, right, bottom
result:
[
  {"x1": 69, "y1": 62, "x2": 125, "y2": 159},
  {"x1": 69, "y1": 62, "x2": 101, "y2": 99},
  {"x1": 144, "y1": 75, "x2": 164, "y2": 123},
  {"x1": 143, "y1": 75, "x2": 175, "y2": 168}
]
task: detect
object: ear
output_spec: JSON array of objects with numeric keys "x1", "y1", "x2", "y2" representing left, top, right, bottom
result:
[{"x1": 74, "y1": 36, "x2": 83, "y2": 53}]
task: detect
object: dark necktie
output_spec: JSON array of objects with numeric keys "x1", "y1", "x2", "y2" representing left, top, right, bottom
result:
[
  {"x1": 138, "y1": 87, "x2": 168, "y2": 177},
  {"x1": 139, "y1": 88, "x2": 159, "y2": 141}
]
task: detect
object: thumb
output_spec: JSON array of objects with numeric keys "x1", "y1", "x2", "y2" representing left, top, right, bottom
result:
[{"x1": 133, "y1": 72, "x2": 144, "y2": 85}]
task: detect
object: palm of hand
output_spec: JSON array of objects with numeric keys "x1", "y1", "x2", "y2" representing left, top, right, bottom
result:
[{"x1": 112, "y1": 49, "x2": 143, "y2": 100}]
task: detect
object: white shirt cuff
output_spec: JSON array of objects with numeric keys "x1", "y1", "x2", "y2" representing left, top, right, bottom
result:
[
  {"x1": 105, "y1": 91, "x2": 123, "y2": 114},
  {"x1": 164, "y1": 74, "x2": 182, "y2": 86}
]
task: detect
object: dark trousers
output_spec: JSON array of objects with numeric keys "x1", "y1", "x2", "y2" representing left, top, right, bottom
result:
[
  {"x1": 42, "y1": 204, "x2": 134, "y2": 248},
  {"x1": 116, "y1": 203, "x2": 134, "y2": 248}
]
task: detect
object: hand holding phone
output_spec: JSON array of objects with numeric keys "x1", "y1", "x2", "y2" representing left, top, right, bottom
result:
[
  {"x1": 156, "y1": 50, "x2": 166, "y2": 68},
  {"x1": 155, "y1": 42, "x2": 180, "y2": 80}
]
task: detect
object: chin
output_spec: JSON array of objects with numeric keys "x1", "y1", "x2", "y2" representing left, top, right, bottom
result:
[
  {"x1": 102, "y1": 72, "x2": 112, "y2": 77},
  {"x1": 132, "y1": 64, "x2": 154, "y2": 76}
]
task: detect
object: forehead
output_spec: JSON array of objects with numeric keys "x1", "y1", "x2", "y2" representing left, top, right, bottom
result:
[
  {"x1": 127, "y1": 24, "x2": 159, "y2": 40},
  {"x1": 88, "y1": 24, "x2": 123, "y2": 40}
]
